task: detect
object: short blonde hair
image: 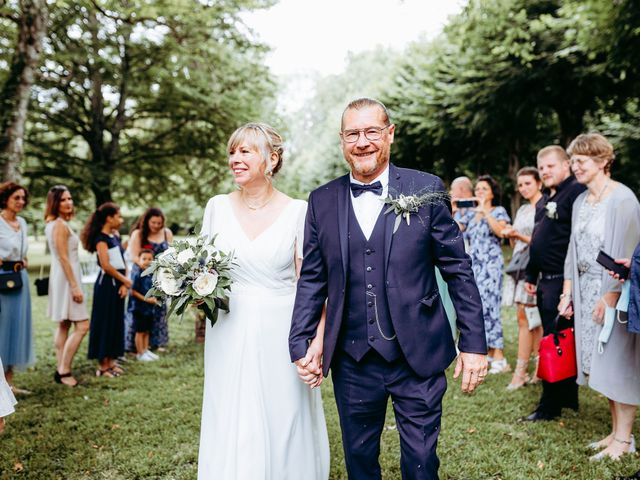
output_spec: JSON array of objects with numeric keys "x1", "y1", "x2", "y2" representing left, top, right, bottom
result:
[
  {"x1": 537, "y1": 145, "x2": 569, "y2": 163},
  {"x1": 227, "y1": 122, "x2": 284, "y2": 176},
  {"x1": 567, "y1": 132, "x2": 615, "y2": 174}
]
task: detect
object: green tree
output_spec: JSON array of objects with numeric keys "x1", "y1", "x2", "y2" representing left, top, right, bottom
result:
[
  {"x1": 0, "y1": 0, "x2": 48, "y2": 181},
  {"x1": 21, "y1": 0, "x2": 276, "y2": 206}
]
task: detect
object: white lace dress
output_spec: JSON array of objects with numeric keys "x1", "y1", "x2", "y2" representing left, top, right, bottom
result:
[
  {"x1": 197, "y1": 194, "x2": 329, "y2": 480},
  {"x1": 574, "y1": 197, "x2": 610, "y2": 375}
]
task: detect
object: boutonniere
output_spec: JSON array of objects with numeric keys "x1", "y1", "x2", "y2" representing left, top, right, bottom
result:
[
  {"x1": 383, "y1": 190, "x2": 450, "y2": 233},
  {"x1": 545, "y1": 201, "x2": 558, "y2": 219}
]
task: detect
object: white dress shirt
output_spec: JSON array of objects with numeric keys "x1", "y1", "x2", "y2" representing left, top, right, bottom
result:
[{"x1": 349, "y1": 166, "x2": 389, "y2": 240}]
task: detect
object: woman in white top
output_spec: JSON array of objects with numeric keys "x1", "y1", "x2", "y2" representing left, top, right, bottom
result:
[
  {"x1": 0, "y1": 182, "x2": 34, "y2": 394},
  {"x1": 502, "y1": 167, "x2": 544, "y2": 390},
  {"x1": 44, "y1": 186, "x2": 89, "y2": 387}
]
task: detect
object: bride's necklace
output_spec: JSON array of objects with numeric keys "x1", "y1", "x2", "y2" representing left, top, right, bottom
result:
[{"x1": 241, "y1": 189, "x2": 276, "y2": 211}]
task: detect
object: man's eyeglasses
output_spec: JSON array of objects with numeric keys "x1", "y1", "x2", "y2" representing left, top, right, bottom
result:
[{"x1": 341, "y1": 125, "x2": 391, "y2": 143}]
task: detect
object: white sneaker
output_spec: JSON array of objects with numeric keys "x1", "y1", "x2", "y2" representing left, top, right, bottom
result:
[
  {"x1": 146, "y1": 350, "x2": 159, "y2": 360},
  {"x1": 137, "y1": 351, "x2": 156, "y2": 362},
  {"x1": 488, "y1": 358, "x2": 511, "y2": 374}
]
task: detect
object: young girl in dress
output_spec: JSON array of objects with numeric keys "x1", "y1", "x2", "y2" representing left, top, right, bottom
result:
[{"x1": 80, "y1": 203, "x2": 131, "y2": 378}]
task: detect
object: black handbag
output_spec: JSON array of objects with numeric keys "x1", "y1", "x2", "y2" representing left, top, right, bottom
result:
[
  {"x1": 0, "y1": 233, "x2": 25, "y2": 292},
  {"x1": 34, "y1": 264, "x2": 49, "y2": 296},
  {"x1": 505, "y1": 247, "x2": 530, "y2": 281},
  {"x1": 0, "y1": 270, "x2": 23, "y2": 291}
]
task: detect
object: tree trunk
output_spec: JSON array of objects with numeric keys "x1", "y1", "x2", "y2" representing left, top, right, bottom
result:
[
  {"x1": 0, "y1": 0, "x2": 47, "y2": 181},
  {"x1": 557, "y1": 109, "x2": 585, "y2": 147}
]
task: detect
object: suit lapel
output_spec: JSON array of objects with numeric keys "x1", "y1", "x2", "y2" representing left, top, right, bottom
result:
[
  {"x1": 384, "y1": 164, "x2": 402, "y2": 274},
  {"x1": 336, "y1": 175, "x2": 350, "y2": 279}
]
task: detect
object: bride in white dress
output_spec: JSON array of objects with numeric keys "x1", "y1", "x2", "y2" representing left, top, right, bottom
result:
[{"x1": 198, "y1": 123, "x2": 329, "y2": 480}]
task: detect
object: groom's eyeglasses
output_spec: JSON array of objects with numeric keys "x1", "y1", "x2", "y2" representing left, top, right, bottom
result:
[{"x1": 341, "y1": 125, "x2": 391, "y2": 143}]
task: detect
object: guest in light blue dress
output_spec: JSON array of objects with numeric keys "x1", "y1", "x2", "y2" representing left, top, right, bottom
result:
[
  {"x1": 0, "y1": 182, "x2": 34, "y2": 391},
  {"x1": 455, "y1": 175, "x2": 510, "y2": 374}
]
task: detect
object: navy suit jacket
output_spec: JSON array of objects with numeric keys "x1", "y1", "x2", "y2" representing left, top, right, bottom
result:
[{"x1": 289, "y1": 164, "x2": 487, "y2": 378}]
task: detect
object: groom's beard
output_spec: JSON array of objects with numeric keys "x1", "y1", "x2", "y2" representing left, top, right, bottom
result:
[{"x1": 345, "y1": 151, "x2": 390, "y2": 180}]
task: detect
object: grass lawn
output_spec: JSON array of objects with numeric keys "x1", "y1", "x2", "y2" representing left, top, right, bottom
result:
[{"x1": 1, "y1": 250, "x2": 639, "y2": 478}]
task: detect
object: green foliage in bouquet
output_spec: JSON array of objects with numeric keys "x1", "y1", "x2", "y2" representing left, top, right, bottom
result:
[{"x1": 143, "y1": 235, "x2": 234, "y2": 326}]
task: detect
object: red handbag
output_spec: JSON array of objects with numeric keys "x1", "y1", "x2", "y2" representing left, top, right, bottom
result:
[{"x1": 537, "y1": 315, "x2": 577, "y2": 383}]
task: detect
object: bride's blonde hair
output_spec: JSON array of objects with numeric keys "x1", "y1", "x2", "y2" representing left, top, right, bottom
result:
[{"x1": 227, "y1": 123, "x2": 284, "y2": 177}]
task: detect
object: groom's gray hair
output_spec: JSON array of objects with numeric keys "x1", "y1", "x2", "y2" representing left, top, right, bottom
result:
[{"x1": 341, "y1": 98, "x2": 391, "y2": 130}]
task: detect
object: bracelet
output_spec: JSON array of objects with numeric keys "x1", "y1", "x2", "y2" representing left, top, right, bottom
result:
[{"x1": 559, "y1": 293, "x2": 571, "y2": 300}]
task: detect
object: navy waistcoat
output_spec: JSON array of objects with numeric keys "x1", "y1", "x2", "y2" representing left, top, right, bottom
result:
[{"x1": 338, "y1": 201, "x2": 401, "y2": 362}]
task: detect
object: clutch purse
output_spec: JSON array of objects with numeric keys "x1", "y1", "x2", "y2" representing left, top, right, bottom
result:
[{"x1": 537, "y1": 315, "x2": 577, "y2": 383}]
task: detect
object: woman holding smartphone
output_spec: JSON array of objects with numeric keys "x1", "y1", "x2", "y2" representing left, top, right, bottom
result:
[{"x1": 559, "y1": 133, "x2": 640, "y2": 461}]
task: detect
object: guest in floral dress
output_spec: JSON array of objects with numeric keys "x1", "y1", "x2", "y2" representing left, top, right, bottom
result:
[{"x1": 455, "y1": 175, "x2": 510, "y2": 373}]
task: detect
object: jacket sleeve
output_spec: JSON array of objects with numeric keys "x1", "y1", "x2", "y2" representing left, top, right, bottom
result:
[
  {"x1": 429, "y1": 177, "x2": 487, "y2": 354},
  {"x1": 289, "y1": 191, "x2": 328, "y2": 362}
]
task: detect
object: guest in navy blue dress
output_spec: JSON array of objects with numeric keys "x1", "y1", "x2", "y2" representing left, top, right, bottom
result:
[
  {"x1": 80, "y1": 203, "x2": 131, "y2": 378},
  {"x1": 124, "y1": 207, "x2": 172, "y2": 353}
]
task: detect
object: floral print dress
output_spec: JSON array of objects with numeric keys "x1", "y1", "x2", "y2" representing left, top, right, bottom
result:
[{"x1": 456, "y1": 207, "x2": 511, "y2": 349}]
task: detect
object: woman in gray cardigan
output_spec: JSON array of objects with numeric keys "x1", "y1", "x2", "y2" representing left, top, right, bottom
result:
[{"x1": 559, "y1": 133, "x2": 640, "y2": 461}]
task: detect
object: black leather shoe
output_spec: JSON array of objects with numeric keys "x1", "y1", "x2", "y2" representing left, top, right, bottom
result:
[
  {"x1": 615, "y1": 471, "x2": 640, "y2": 480},
  {"x1": 521, "y1": 410, "x2": 560, "y2": 422}
]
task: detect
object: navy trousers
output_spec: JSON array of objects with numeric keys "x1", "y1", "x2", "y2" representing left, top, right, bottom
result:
[
  {"x1": 536, "y1": 276, "x2": 579, "y2": 414},
  {"x1": 331, "y1": 349, "x2": 447, "y2": 480}
]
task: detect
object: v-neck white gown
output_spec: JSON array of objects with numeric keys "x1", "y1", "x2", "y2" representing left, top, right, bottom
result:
[{"x1": 197, "y1": 194, "x2": 329, "y2": 480}]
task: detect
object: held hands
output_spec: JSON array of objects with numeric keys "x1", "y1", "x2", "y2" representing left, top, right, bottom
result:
[
  {"x1": 294, "y1": 339, "x2": 324, "y2": 389},
  {"x1": 146, "y1": 297, "x2": 158, "y2": 305},
  {"x1": 453, "y1": 352, "x2": 488, "y2": 393}
]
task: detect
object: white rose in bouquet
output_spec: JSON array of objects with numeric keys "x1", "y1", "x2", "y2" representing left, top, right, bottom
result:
[
  {"x1": 177, "y1": 248, "x2": 195, "y2": 265},
  {"x1": 158, "y1": 268, "x2": 181, "y2": 296},
  {"x1": 397, "y1": 195, "x2": 408, "y2": 209},
  {"x1": 193, "y1": 271, "x2": 219, "y2": 297}
]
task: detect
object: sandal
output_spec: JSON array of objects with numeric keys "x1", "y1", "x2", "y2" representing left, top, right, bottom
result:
[
  {"x1": 54, "y1": 371, "x2": 78, "y2": 387},
  {"x1": 95, "y1": 368, "x2": 120, "y2": 378},
  {"x1": 507, "y1": 359, "x2": 529, "y2": 391}
]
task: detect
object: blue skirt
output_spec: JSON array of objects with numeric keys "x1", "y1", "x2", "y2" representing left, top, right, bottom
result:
[{"x1": 0, "y1": 270, "x2": 34, "y2": 368}]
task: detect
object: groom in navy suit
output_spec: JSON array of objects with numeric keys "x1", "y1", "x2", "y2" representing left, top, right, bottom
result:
[{"x1": 289, "y1": 98, "x2": 487, "y2": 480}]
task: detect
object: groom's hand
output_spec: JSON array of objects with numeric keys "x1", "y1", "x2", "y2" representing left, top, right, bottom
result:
[
  {"x1": 453, "y1": 352, "x2": 488, "y2": 393},
  {"x1": 294, "y1": 346, "x2": 323, "y2": 388}
]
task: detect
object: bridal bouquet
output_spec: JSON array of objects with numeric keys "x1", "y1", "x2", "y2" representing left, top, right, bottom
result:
[{"x1": 142, "y1": 235, "x2": 234, "y2": 326}]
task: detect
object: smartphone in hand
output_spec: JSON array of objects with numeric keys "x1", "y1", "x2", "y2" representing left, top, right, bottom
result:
[
  {"x1": 596, "y1": 250, "x2": 630, "y2": 279},
  {"x1": 456, "y1": 199, "x2": 478, "y2": 209}
]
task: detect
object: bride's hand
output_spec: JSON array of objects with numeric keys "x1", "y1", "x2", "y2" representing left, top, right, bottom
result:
[{"x1": 294, "y1": 338, "x2": 323, "y2": 388}]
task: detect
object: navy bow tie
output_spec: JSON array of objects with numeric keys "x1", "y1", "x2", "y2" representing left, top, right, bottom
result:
[{"x1": 350, "y1": 181, "x2": 383, "y2": 197}]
